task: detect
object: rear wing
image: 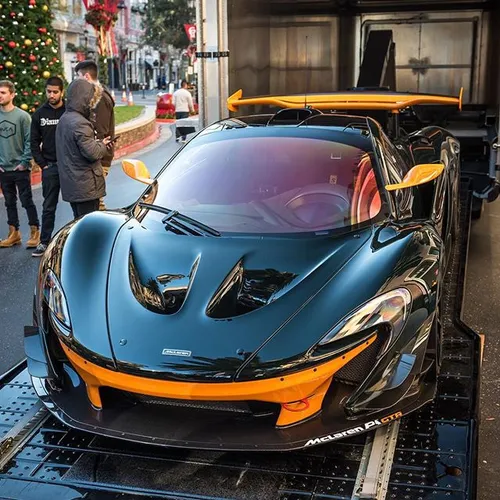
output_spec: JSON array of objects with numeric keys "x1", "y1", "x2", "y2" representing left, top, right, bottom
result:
[{"x1": 227, "y1": 88, "x2": 463, "y2": 112}]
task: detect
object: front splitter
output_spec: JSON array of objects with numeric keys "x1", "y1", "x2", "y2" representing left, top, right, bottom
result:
[{"x1": 31, "y1": 364, "x2": 436, "y2": 451}]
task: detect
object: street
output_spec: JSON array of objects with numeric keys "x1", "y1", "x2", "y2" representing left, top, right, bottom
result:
[{"x1": 0, "y1": 124, "x2": 178, "y2": 374}]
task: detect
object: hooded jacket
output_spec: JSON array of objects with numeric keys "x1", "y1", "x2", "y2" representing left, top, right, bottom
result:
[{"x1": 55, "y1": 79, "x2": 108, "y2": 203}]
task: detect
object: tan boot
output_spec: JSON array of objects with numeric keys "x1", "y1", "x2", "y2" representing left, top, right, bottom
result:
[
  {"x1": 0, "y1": 225, "x2": 22, "y2": 248},
  {"x1": 25, "y1": 225, "x2": 40, "y2": 249}
]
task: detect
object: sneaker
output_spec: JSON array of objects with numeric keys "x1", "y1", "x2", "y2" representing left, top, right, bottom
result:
[{"x1": 32, "y1": 243, "x2": 47, "y2": 257}]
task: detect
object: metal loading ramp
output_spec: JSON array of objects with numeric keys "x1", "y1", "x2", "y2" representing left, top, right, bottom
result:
[{"x1": 0, "y1": 181, "x2": 481, "y2": 500}]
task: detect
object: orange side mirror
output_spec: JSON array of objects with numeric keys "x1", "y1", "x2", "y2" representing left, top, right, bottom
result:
[
  {"x1": 385, "y1": 163, "x2": 444, "y2": 191},
  {"x1": 122, "y1": 159, "x2": 153, "y2": 185}
]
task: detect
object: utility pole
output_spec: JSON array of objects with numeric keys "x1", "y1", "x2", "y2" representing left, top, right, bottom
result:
[{"x1": 196, "y1": 0, "x2": 229, "y2": 127}]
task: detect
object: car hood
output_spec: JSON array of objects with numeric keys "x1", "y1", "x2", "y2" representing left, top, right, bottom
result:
[{"x1": 106, "y1": 220, "x2": 373, "y2": 380}]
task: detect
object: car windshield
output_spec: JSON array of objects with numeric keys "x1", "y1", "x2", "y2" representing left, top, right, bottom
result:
[{"x1": 148, "y1": 129, "x2": 383, "y2": 234}]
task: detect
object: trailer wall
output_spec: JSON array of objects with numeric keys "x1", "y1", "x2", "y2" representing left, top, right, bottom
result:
[{"x1": 227, "y1": 1, "x2": 498, "y2": 107}]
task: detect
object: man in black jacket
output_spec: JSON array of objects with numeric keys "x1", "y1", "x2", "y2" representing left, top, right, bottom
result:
[
  {"x1": 74, "y1": 60, "x2": 115, "y2": 210},
  {"x1": 30, "y1": 76, "x2": 65, "y2": 257},
  {"x1": 56, "y1": 79, "x2": 111, "y2": 218}
]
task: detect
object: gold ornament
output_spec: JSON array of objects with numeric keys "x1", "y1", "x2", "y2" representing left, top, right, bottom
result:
[
  {"x1": 5, "y1": 61, "x2": 12, "y2": 67},
  {"x1": 42, "y1": 70, "x2": 50, "y2": 78},
  {"x1": 20, "y1": 103, "x2": 28, "y2": 110},
  {"x1": 42, "y1": 5, "x2": 48, "y2": 11},
  {"x1": 24, "y1": 39, "x2": 32, "y2": 46},
  {"x1": 46, "y1": 38, "x2": 52, "y2": 45}
]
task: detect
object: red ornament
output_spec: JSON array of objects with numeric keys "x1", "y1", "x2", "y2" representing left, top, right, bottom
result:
[
  {"x1": 48, "y1": 61, "x2": 53, "y2": 66},
  {"x1": 52, "y1": 57, "x2": 58, "y2": 61},
  {"x1": 29, "y1": 0, "x2": 36, "y2": 5},
  {"x1": 9, "y1": 74, "x2": 14, "y2": 78},
  {"x1": 0, "y1": 65, "x2": 3, "y2": 71},
  {"x1": 23, "y1": 91, "x2": 28, "y2": 96},
  {"x1": 32, "y1": 65, "x2": 38, "y2": 71},
  {"x1": 0, "y1": 38, "x2": 4, "y2": 42},
  {"x1": 8, "y1": 41, "x2": 16, "y2": 49},
  {"x1": 32, "y1": 90, "x2": 37, "y2": 95},
  {"x1": 28, "y1": 55, "x2": 36, "y2": 62},
  {"x1": 0, "y1": 47, "x2": 3, "y2": 51},
  {"x1": 34, "y1": 101, "x2": 39, "y2": 106},
  {"x1": 38, "y1": 27, "x2": 47, "y2": 34},
  {"x1": 9, "y1": 12, "x2": 16, "y2": 17}
]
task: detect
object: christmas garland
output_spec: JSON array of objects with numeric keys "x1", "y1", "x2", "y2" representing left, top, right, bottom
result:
[{"x1": 84, "y1": 3, "x2": 117, "y2": 31}]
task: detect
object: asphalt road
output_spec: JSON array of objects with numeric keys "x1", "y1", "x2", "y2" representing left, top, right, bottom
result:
[{"x1": 0, "y1": 124, "x2": 177, "y2": 374}]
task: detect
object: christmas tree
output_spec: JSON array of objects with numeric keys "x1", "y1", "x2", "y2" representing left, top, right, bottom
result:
[{"x1": 0, "y1": 0, "x2": 65, "y2": 113}]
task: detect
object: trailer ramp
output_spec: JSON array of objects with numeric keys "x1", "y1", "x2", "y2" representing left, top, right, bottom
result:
[{"x1": 0, "y1": 183, "x2": 480, "y2": 500}]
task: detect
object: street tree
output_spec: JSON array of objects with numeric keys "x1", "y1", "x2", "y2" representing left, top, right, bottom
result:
[{"x1": 143, "y1": 0, "x2": 195, "y2": 51}]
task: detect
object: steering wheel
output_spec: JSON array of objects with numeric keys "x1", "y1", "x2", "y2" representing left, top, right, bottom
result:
[{"x1": 284, "y1": 184, "x2": 350, "y2": 227}]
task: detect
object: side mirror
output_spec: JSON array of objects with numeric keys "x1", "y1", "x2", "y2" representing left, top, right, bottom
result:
[
  {"x1": 122, "y1": 159, "x2": 153, "y2": 185},
  {"x1": 385, "y1": 163, "x2": 444, "y2": 192}
]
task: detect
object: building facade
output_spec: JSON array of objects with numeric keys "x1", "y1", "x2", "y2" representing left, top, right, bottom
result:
[
  {"x1": 51, "y1": 0, "x2": 94, "y2": 82},
  {"x1": 114, "y1": 0, "x2": 161, "y2": 90},
  {"x1": 51, "y1": 0, "x2": 158, "y2": 90}
]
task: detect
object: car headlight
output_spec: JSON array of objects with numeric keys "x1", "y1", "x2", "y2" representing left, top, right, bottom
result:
[
  {"x1": 318, "y1": 288, "x2": 412, "y2": 346},
  {"x1": 43, "y1": 269, "x2": 71, "y2": 333}
]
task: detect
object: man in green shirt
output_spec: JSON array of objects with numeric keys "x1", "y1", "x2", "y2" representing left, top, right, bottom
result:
[{"x1": 0, "y1": 80, "x2": 40, "y2": 248}]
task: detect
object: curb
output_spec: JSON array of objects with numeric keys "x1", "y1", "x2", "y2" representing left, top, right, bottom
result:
[{"x1": 113, "y1": 124, "x2": 161, "y2": 160}]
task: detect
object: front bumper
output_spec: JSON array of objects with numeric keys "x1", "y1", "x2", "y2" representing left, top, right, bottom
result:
[{"x1": 25, "y1": 325, "x2": 436, "y2": 451}]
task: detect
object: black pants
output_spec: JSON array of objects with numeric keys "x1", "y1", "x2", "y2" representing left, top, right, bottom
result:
[
  {"x1": 0, "y1": 170, "x2": 39, "y2": 230},
  {"x1": 70, "y1": 199, "x2": 99, "y2": 219},
  {"x1": 40, "y1": 164, "x2": 60, "y2": 245},
  {"x1": 175, "y1": 112, "x2": 190, "y2": 139}
]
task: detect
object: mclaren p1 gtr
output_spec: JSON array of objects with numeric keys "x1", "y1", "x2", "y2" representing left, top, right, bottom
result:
[{"x1": 25, "y1": 89, "x2": 462, "y2": 451}]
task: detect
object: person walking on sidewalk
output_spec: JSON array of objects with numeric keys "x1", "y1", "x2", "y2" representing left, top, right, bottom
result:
[
  {"x1": 74, "y1": 60, "x2": 115, "y2": 210},
  {"x1": 173, "y1": 80, "x2": 194, "y2": 143},
  {"x1": 56, "y1": 79, "x2": 112, "y2": 219},
  {"x1": 30, "y1": 76, "x2": 66, "y2": 257},
  {"x1": 0, "y1": 80, "x2": 40, "y2": 249}
]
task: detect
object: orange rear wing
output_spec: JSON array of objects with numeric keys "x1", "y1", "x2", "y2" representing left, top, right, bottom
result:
[{"x1": 227, "y1": 88, "x2": 463, "y2": 113}]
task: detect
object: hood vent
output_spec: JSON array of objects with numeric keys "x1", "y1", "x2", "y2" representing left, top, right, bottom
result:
[
  {"x1": 206, "y1": 259, "x2": 297, "y2": 319},
  {"x1": 129, "y1": 253, "x2": 200, "y2": 315}
]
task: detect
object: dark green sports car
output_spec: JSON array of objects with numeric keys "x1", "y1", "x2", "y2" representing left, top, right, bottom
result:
[{"x1": 25, "y1": 90, "x2": 461, "y2": 450}]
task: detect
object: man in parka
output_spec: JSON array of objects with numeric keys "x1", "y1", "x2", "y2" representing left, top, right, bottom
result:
[{"x1": 56, "y1": 79, "x2": 112, "y2": 218}]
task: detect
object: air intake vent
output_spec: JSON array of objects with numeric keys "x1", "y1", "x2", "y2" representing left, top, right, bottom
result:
[{"x1": 206, "y1": 260, "x2": 297, "y2": 318}]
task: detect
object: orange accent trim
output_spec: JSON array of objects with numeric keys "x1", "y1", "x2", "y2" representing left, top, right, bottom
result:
[
  {"x1": 227, "y1": 89, "x2": 463, "y2": 112},
  {"x1": 60, "y1": 335, "x2": 377, "y2": 426},
  {"x1": 277, "y1": 377, "x2": 331, "y2": 427},
  {"x1": 385, "y1": 163, "x2": 444, "y2": 191}
]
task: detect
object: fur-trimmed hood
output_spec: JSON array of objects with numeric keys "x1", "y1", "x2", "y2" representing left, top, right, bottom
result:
[{"x1": 66, "y1": 79, "x2": 103, "y2": 118}]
